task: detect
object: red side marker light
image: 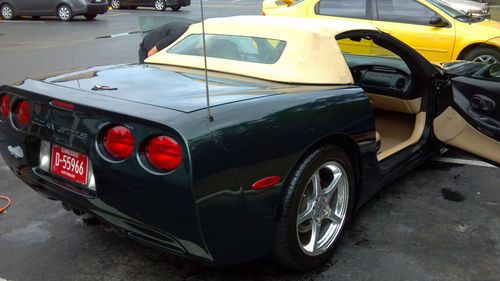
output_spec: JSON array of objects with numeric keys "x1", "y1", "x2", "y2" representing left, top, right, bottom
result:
[
  {"x1": 14, "y1": 100, "x2": 30, "y2": 128},
  {"x1": 102, "y1": 126, "x2": 135, "y2": 159},
  {"x1": 251, "y1": 176, "x2": 281, "y2": 190},
  {"x1": 0, "y1": 95, "x2": 10, "y2": 119},
  {"x1": 50, "y1": 100, "x2": 75, "y2": 110}
]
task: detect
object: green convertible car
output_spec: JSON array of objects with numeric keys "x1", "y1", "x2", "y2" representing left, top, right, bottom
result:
[{"x1": 0, "y1": 16, "x2": 498, "y2": 270}]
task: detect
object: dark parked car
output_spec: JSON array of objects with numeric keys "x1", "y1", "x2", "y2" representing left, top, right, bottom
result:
[
  {"x1": 0, "y1": 0, "x2": 108, "y2": 21},
  {"x1": 109, "y1": 0, "x2": 191, "y2": 11},
  {"x1": 0, "y1": 16, "x2": 498, "y2": 271}
]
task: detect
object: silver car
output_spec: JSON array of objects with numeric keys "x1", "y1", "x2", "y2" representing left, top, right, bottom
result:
[{"x1": 441, "y1": 0, "x2": 490, "y2": 17}]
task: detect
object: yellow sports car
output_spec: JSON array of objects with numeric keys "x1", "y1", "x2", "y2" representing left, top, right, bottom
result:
[{"x1": 262, "y1": 0, "x2": 500, "y2": 64}]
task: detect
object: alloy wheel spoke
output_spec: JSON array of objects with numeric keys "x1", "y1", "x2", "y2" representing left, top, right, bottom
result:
[
  {"x1": 297, "y1": 201, "x2": 314, "y2": 226},
  {"x1": 311, "y1": 171, "x2": 321, "y2": 199},
  {"x1": 321, "y1": 166, "x2": 342, "y2": 200},
  {"x1": 327, "y1": 210, "x2": 342, "y2": 225},
  {"x1": 305, "y1": 221, "x2": 320, "y2": 253},
  {"x1": 475, "y1": 55, "x2": 496, "y2": 64}
]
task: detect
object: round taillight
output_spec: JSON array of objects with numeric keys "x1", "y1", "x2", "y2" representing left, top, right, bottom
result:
[
  {"x1": 145, "y1": 136, "x2": 182, "y2": 173},
  {"x1": 102, "y1": 126, "x2": 135, "y2": 160},
  {"x1": 0, "y1": 95, "x2": 10, "y2": 119},
  {"x1": 14, "y1": 100, "x2": 30, "y2": 128}
]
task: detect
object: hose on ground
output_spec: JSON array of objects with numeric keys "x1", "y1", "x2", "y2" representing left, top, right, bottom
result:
[{"x1": 0, "y1": 196, "x2": 11, "y2": 214}]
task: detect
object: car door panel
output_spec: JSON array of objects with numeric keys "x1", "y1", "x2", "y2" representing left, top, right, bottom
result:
[
  {"x1": 13, "y1": 0, "x2": 41, "y2": 14},
  {"x1": 433, "y1": 76, "x2": 500, "y2": 164},
  {"x1": 39, "y1": 0, "x2": 55, "y2": 15},
  {"x1": 371, "y1": 0, "x2": 456, "y2": 63},
  {"x1": 450, "y1": 77, "x2": 499, "y2": 138}
]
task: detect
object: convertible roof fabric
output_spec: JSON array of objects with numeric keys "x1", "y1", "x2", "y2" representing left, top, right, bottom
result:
[{"x1": 146, "y1": 16, "x2": 377, "y2": 85}]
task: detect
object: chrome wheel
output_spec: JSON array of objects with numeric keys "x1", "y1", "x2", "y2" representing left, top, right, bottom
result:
[
  {"x1": 1, "y1": 5, "x2": 14, "y2": 20},
  {"x1": 58, "y1": 6, "x2": 71, "y2": 21},
  {"x1": 473, "y1": 55, "x2": 498, "y2": 64},
  {"x1": 110, "y1": 0, "x2": 120, "y2": 9},
  {"x1": 296, "y1": 161, "x2": 348, "y2": 256},
  {"x1": 154, "y1": 0, "x2": 165, "y2": 10}
]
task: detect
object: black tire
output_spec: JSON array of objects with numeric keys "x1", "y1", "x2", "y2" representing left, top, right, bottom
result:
[
  {"x1": 57, "y1": 4, "x2": 73, "y2": 21},
  {"x1": 0, "y1": 3, "x2": 15, "y2": 20},
  {"x1": 271, "y1": 144, "x2": 355, "y2": 271},
  {"x1": 84, "y1": 14, "x2": 97, "y2": 20},
  {"x1": 463, "y1": 46, "x2": 499, "y2": 64},
  {"x1": 110, "y1": 0, "x2": 121, "y2": 9},
  {"x1": 170, "y1": 4, "x2": 181, "y2": 11},
  {"x1": 154, "y1": 0, "x2": 166, "y2": 11}
]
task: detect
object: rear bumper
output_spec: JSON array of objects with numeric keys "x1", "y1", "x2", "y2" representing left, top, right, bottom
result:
[{"x1": 4, "y1": 158, "x2": 213, "y2": 263}]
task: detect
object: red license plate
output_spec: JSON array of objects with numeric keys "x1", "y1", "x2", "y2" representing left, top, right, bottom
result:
[{"x1": 50, "y1": 145, "x2": 89, "y2": 185}]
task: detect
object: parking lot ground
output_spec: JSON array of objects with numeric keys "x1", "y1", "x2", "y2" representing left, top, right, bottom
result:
[
  {"x1": 1, "y1": 1, "x2": 500, "y2": 280},
  {"x1": 1, "y1": 155, "x2": 499, "y2": 281}
]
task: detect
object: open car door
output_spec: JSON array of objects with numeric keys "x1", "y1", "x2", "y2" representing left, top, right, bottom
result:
[{"x1": 433, "y1": 61, "x2": 500, "y2": 165}]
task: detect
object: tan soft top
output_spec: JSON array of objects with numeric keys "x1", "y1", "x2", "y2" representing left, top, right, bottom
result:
[{"x1": 145, "y1": 16, "x2": 377, "y2": 84}]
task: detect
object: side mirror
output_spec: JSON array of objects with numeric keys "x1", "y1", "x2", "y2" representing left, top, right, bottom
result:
[
  {"x1": 442, "y1": 61, "x2": 485, "y2": 76},
  {"x1": 429, "y1": 15, "x2": 448, "y2": 27},
  {"x1": 488, "y1": 64, "x2": 500, "y2": 78}
]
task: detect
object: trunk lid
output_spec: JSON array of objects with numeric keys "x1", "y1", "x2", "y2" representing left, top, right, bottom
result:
[{"x1": 37, "y1": 64, "x2": 280, "y2": 113}]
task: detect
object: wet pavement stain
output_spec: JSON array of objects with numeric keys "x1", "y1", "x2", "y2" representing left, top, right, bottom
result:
[
  {"x1": 441, "y1": 188, "x2": 465, "y2": 202},
  {"x1": 0, "y1": 221, "x2": 52, "y2": 246}
]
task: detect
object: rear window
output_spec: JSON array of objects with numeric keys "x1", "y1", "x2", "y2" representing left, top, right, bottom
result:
[{"x1": 167, "y1": 34, "x2": 287, "y2": 64}]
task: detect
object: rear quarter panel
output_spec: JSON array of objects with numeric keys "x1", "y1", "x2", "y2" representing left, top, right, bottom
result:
[{"x1": 188, "y1": 85, "x2": 380, "y2": 264}]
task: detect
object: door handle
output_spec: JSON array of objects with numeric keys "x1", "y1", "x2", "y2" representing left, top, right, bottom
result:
[{"x1": 470, "y1": 95, "x2": 495, "y2": 113}]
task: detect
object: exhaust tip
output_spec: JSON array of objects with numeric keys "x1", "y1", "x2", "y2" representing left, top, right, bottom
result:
[{"x1": 72, "y1": 208, "x2": 84, "y2": 216}]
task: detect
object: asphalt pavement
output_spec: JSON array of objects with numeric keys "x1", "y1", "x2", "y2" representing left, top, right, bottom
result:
[{"x1": 1, "y1": 1, "x2": 499, "y2": 280}]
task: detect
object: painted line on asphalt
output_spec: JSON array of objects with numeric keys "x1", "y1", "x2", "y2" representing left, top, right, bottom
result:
[
  {"x1": 103, "y1": 12, "x2": 129, "y2": 17},
  {"x1": 95, "y1": 30, "x2": 140, "y2": 39},
  {"x1": 432, "y1": 157, "x2": 496, "y2": 168},
  {"x1": 0, "y1": 20, "x2": 45, "y2": 23}
]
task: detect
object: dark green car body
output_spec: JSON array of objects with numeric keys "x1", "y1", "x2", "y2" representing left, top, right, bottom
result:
[{"x1": 0, "y1": 63, "x2": 386, "y2": 265}]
